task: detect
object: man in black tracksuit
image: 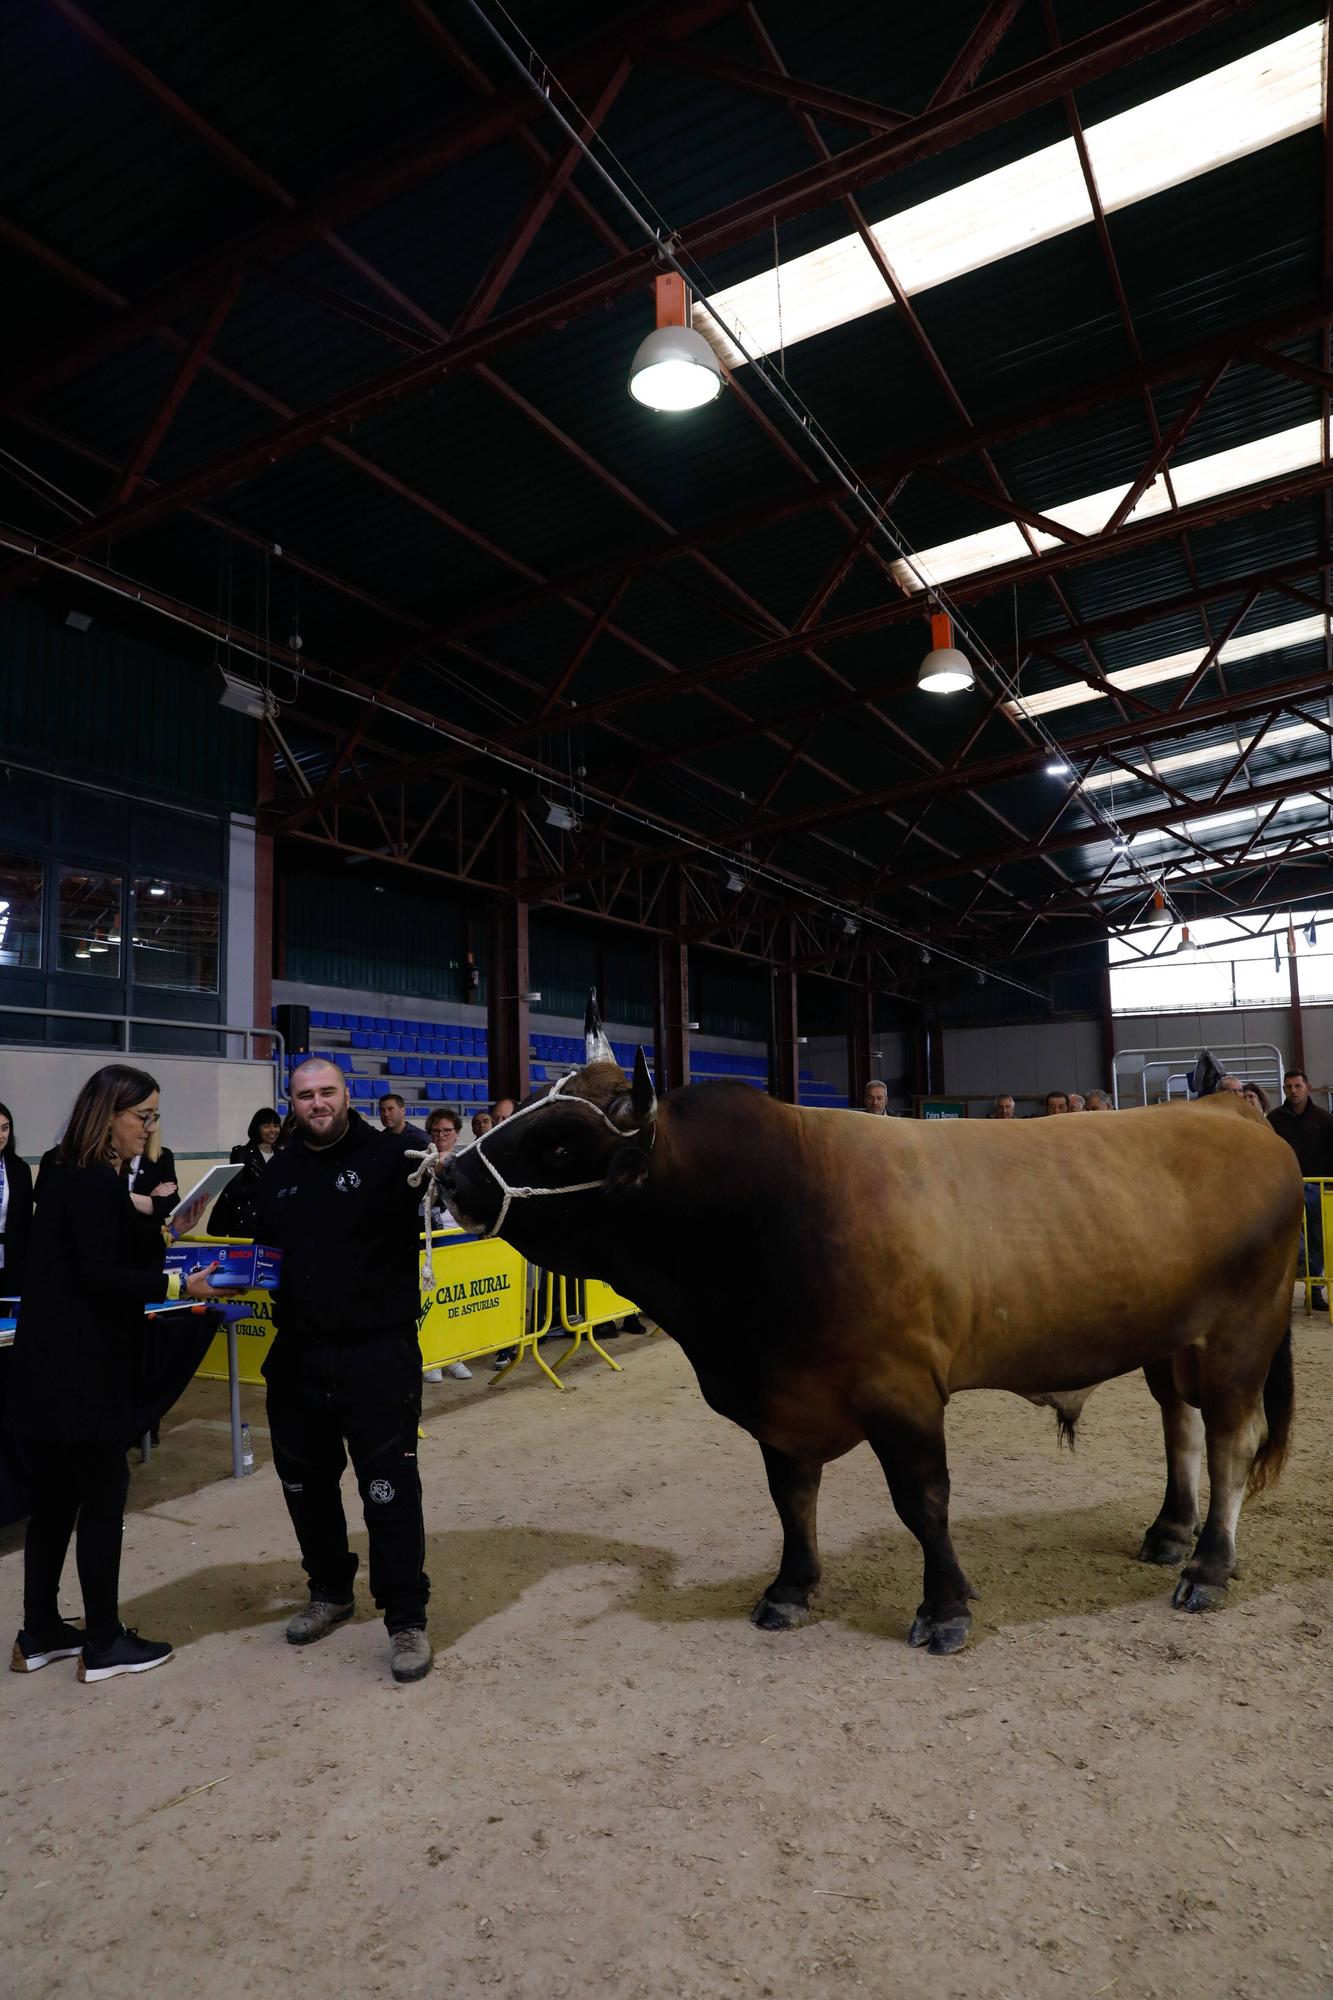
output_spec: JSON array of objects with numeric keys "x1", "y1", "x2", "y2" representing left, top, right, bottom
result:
[{"x1": 255, "y1": 1057, "x2": 433, "y2": 1683}]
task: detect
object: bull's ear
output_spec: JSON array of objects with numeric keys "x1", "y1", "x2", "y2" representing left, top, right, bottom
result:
[
  {"x1": 609, "y1": 1045, "x2": 657, "y2": 1132},
  {"x1": 603, "y1": 1142, "x2": 650, "y2": 1197}
]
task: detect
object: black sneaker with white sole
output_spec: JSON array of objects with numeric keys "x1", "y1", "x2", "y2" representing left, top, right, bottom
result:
[
  {"x1": 77, "y1": 1628, "x2": 173, "y2": 1683},
  {"x1": 10, "y1": 1621, "x2": 85, "y2": 1673}
]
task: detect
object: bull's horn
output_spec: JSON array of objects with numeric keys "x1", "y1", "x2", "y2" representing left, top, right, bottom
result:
[
  {"x1": 609, "y1": 1045, "x2": 657, "y2": 1132},
  {"x1": 632, "y1": 1045, "x2": 657, "y2": 1125},
  {"x1": 584, "y1": 986, "x2": 616, "y2": 1066}
]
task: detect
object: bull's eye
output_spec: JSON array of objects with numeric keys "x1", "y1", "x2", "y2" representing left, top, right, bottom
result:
[{"x1": 550, "y1": 1144, "x2": 570, "y2": 1162}]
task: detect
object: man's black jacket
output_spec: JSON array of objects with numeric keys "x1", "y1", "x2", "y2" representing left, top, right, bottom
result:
[{"x1": 255, "y1": 1111, "x2": 423, "y2": 1347}]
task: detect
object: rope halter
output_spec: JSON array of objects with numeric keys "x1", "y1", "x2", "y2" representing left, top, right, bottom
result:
[{"x1": 409, "y1": 1070, "x2": 654, "y2": 1245}]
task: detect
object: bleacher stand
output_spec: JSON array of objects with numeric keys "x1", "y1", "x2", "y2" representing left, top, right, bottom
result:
[{"x1": 272, "y1": 1009, "x2": 849, "y2": 1117}]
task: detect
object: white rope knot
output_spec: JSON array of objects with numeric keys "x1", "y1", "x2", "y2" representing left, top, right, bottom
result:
[{"x1": 404, "y1": 1143, "x2": 445, "y2": 1286}]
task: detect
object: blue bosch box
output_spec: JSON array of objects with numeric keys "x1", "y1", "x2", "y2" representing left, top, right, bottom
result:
[{"x1": 163, "y1": 1243, "x2": 282, "y2": 1292}]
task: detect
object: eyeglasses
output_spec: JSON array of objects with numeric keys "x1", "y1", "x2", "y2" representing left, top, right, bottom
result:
[{"x1": 128, "y1": 1107, "x2": 160, "y2": 1129}]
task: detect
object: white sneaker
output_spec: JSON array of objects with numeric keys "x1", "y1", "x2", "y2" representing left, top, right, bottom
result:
[
  {"x1": 445, "y1": 1361, "x2": 472, "y2": 1380},
  {"x1": 423, "y1": 1368, "x2": 444, "y2": 1383}
]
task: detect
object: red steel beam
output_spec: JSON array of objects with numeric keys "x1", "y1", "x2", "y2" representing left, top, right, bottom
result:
[
  {"x1": 5, "y1": 0, "x2": 741, "y2": 408},
  {"x1": 927, "y1": 0, "x2": 1030, "y2": 104},
  {"x1": 888, "y1": 768, "x2": 1333, "y2": 893},
  {"x1": 286, "y1": 448, "x2": 1333, "y2": 838},
  {"x1": 459, "y1": 457, "x2": 1333, "y2": 751},
  {"x1": 111, "y1": 268, "x2": 243, "y2": 503},
  {"x1": 1, "y1": 0, "x2": 1262, "y2": 531},
  {"x1": 650, "y1": 44, "x2": 909, "y2": 129},
  {"x1": 394, "y1": 297, "x2": 1333, "y2": 658},
  {"x1": 541, "y1": 656, "x2": 1333, "y2": 895},
  {"x1": 453, "y1": 59, "x2": 633, "y2": 332}
]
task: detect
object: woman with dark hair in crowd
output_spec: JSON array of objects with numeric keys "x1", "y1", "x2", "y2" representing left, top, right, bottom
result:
[
  {"x1": 1242, "y1": 1081, "x2": 1271, "y2": 1116},
  {"x1": 8, "y1": 1064, "x2": 228, "y2": 1683},
  {"x1": 210, "y1": 1106, "x2": 282, "y2": 1238},
  {"x1": 421, "y1": 1109, "x2": 472, "y2": 1384},
  {"x1": 0, "y1": 1100, "x2": 33, "y2": 1298}
]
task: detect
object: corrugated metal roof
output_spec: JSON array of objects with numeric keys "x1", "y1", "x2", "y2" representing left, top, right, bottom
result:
[{"x1": 3, "y1": 0, "x2": 1331, "y2": 976}]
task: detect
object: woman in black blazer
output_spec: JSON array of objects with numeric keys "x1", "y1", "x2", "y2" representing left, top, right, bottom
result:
[
  {"x1": 0, "y1": 1100, "x2": 33, "y2": 1297},
  {"x1": 9, "y1": 1064, "x2": 227, "y2": 1684},
  {"x1": 209, "y1": 1106, "x2": 281, "y2": 1239}
]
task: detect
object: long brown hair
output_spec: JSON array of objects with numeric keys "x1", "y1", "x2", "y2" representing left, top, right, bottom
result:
[{"x1": 57, "y1": 1064, "x2": 160, "y2": 1170}]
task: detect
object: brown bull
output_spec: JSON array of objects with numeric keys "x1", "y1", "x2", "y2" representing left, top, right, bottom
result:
[{"x1": 441, "y1": 1037, "x2": 1299, "y2": 1653}]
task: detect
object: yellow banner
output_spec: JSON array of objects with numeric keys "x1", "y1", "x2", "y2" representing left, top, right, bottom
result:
[
  {"x1": 417, "y1": 1232, "x2": 527, "y2": 1366},
  {"x1": 193, "y1": 1232, "x2": 529, "y2": 1384}
]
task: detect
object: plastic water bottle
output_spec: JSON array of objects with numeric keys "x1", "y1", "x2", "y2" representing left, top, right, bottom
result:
[{"x1": 240, "y1": 1423, "x2": 254, "y2": 1475}]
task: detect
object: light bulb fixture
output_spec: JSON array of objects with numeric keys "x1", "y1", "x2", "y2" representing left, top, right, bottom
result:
[
  {"x1": 1178, "y1": 925, "x2": 1198, "y2": 951},
  {"x1": 74, "y1": 946, "x2": 91, "y2": 959},
  {"x1": 975, "y1": 969, "x2": 987, "y2": 985},
  {"x1": 544, "y1": 800, "x2": 579, "y2": 831},
  {"x1": 1112, "y1": 828, "x2": 1130, "y2": 851},
  {"x1": 629, "y1": 275, "x2": 723, "y2": 413},
  {"x1": 842, "y1": 916, "x2": 859, "y2": 936},
  {"x1": 89, "y1": 934, "x2": 108, "y2": 954},
  {"x1": 723, "y1": 866, "x2": 747, "y2": 893},
  {"x1": 148, "y1": 881, "x2": 167, "y2": 898},
  {"x1": 919, "y1": 946, "x2": 932, "y2": 965},
  {"x1": 917, "y1": 608, "x2": 974, "y2": 693},
  {"x1": 1045, "y1": 758, "x2": 1073, "y2": 777}
]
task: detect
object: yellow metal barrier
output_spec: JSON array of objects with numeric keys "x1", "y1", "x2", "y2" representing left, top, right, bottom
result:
[
  {"x1": 189, "y1": 1233, "x2": 650, "y2": 1392},
  {"x1": 1300, "y1": 1178, "x2": 1333, "y2": 1321}
]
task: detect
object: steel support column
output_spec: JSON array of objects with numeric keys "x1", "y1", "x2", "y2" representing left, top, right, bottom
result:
[
  {"x1": 1287, "y1": 924, "x2": 1306, "y2": 1072},
  {"x1": 654, "y1": 871, "x2": 691, "y2": 1093},
  {"x1": 487, "y1": 807, "x2": 531, "y2": 1104},
  {"x1": 848, "y1": 980, "x2": 874, "y2": 1107},
  {"x1": 255, "y1": 733, "x2": 276, "y2": 1053},
  {"x1": 772, "y1": 923, "x2": 799, "y2": 1103}
]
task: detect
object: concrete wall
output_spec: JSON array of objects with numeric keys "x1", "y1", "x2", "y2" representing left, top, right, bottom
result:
[
  {"x1": 1, "y1": 1046, "x2": 278, "y2": 1169},
  {"x1": 941, "y1": 1018, "x2": 1105, "y2": 1109},
  {"x1": 938, "y1": 1000, "x2": 1333, "y2": 1112}
]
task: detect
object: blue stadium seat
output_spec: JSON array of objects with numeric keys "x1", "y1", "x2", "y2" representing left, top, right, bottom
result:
[{"x1": 351, "y1": 1031, "x2": 368, "y2": 1049}]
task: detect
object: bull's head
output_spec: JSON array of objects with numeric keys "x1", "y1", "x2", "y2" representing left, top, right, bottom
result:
[{"x1": 439, "y1": 1038, "x2": 658, "y2": 1261}]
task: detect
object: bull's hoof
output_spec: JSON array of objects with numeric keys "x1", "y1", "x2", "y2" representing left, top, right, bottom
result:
[
  {"x1": 1138, "y1": 1531, "x2": 1193, "y2": 1567},
  {"x1": 751, "y1": 1595, "x2": 814, "y2": 1632},
  {"x1": 907, "y1": 1611, "x2": 972, "y2": 1655},
  {"x1": 1171, "y1": 1576, "x2": 1227, "y2": 1614}
]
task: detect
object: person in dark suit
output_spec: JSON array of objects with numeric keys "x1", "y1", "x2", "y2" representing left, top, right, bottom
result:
[
  {"x1": 8, "y1": 1064, "x2": 229, "y2": 1683},
  {"x1": 210, "y1": 1107, "x2": 282, "y2": 1239},
  {"x1": 0, "y1": 1100, "x2": 33, "y2": 1298}
]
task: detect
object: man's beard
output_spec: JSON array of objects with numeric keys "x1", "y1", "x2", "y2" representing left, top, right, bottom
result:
[{"x1": 301, "y1": 1106, "x2": 351, "y2": 1149}]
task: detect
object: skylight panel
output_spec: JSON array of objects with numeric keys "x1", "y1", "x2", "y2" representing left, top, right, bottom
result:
[
  {"x1": 698, "y1": 25, "x2": 1322, "y2": 368},
  {"x1": 899, "y1": 424, "x2": 1326, "y2": 603},
  {"x1": 1010, "y1": 611, "x2": 1326, "y2": 720},
  {"x1": 1080, "y1": 721, "x2": 1323, "y2": 791}
]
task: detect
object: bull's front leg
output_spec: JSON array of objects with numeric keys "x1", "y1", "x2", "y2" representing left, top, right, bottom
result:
[
  {"x1": 866, "y1": 1406, "x2": 976, "y2": 1655},
  {"x1": 751, "y1": 1442, "x2": 823, "y2": 1631}
]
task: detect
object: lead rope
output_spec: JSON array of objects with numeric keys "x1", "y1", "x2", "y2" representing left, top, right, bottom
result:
[
  {"x1": 405, "y1": 1071, "x2": 654, "y2": 1245},
  {"x1": 405, "y1": 1145, "x2": 443, "y2": 1286}
]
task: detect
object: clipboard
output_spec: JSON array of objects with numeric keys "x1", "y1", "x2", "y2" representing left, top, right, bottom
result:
[{"x1": 166, "y1": 1163, "x2": 243, "y2": 1241}]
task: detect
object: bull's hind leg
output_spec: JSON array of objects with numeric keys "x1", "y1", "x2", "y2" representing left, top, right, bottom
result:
[
  {"x1": 1137, "y1": 1360, "x2": 1204, "y2": 1567},
  {"x1": 1171, "y1": 1392, "x2": 1265, "y2": 1613},
  {"x1": 751, "y1": 1444, "x2": 823, "y2": 1631},
  {"x1": 866, "y1": 1407, "x2": 975, "y2": 1655}
]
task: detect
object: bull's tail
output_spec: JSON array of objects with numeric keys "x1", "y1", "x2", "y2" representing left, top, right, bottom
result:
[{"x1": 1248, "y1": 1325, "x2": 1294, "y2": 1496}]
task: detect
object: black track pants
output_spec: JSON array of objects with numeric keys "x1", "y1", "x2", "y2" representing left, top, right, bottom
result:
[
  {"x1": 264, "y1": 1331, "x2": 429, "y2": 1633},
  {"x1": 23, "y1": 1439, "x2": 130, "y2": 1647}
]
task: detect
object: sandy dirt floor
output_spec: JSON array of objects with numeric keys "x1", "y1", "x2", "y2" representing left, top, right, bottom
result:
[{"x1": 2, "y1": 1316, "x2": 1331, "y2": 2000}]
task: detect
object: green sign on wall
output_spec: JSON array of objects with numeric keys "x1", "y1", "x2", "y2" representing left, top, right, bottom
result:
[{"x1": 920, "y1": 1099, "x2": 967, "y2": 1120}]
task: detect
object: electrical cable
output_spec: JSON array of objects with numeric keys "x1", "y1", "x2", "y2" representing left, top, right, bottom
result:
[{"x1": 460, "y1": 0, "x2": 1191, "y2": 935}]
